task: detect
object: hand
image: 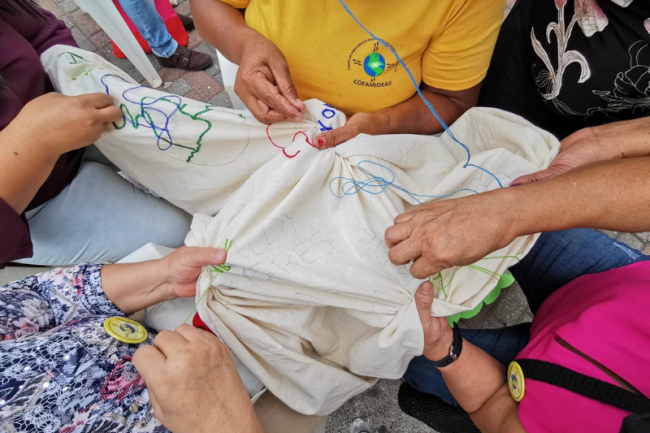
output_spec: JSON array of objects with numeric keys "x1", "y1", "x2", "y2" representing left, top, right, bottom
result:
[
  {"x1": 415, "y1": 282, "x2": 454, "y2": 361},
  {"x1": 100, "y1": 247, "x2": 228, "y2": 315},
  {"x1": 161, "y1": 246, "x2": 228, "y2": 298},
  {"x1": 235, "y1": 34, "x2": 306, "y2": 123},
  {"x1": 511, "y1": 117, "x2": 650, "y2": 186},
  {"x1": 385, "y1": 192, "x2": 518, "y2": 278},
  {"x1": 314, "y1": 112, "x2": 388, "y2": 149},
  {"x1": 3, "y1": 92, "x2": 123, "y2": 156},
  {"x1": 133, "y1": 325, "x2": 262, "y2": 433}
]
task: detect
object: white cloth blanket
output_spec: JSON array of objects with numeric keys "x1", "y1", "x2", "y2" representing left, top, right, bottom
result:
[
  {"x1": 41, "y1": 46, "x2": 345, "y2": 215},
  {"x1": 43, "y1": 46, "x2": 560, "y2": 415}
]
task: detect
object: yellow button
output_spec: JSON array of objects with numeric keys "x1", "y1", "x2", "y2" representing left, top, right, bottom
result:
[
  {"x1": 103, "y1": 317, "x2": 148, "y2": 344},
  {"x1": 508, "y1": 361, "x2": 525, "y2": 402}
]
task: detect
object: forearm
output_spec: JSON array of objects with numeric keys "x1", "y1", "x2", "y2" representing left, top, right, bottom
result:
[
  {"x1": 504, "y1": 157, "x2": 650, "y2": 237},
  {"x1": 429, "y1": 330, "x2": 506, "y2": 413},
  {"x1": 373, "y1": 85, "x2": 478, "y2": 136},
  {"x1": 435, "y1": 339, "x2": 525, "y2": 432},
  {"x1": 191, "y1": 0, "x2": 261, "y2": 64},
  {"x1": 101, "y1": 260, "x2": 176, "y2": 315},
  {"x1": 469, "y1": 384, "x2": 524, "y2": 433},
  {"x1": 0, "y1": 128, "x2": 60, "y2": 214}
]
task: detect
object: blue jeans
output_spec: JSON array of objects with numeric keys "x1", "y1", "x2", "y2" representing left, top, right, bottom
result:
[
  {"x1": 403, "y1": 228, "x2": 650, "y2": 407},
  {"x1": 17, "y1": 146, "x2": 191, "y2": 265},
  {"x1": 117, "y1": 0, "x2": 178, "y2": 58}
]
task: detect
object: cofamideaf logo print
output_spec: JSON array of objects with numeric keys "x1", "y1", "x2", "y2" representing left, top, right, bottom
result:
[{"x1": 347, "y1": 39, "x2": 398, "y2": 88}]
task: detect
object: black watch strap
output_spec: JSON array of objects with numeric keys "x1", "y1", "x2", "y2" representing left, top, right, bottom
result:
[{"x1": 430, "y1": 323, "x2": 463, "y2": 368}]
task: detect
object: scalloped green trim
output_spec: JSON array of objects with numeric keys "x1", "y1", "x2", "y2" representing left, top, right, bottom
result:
[{"x1": 446, "y1": 271, "x2": 515, "y2": 327}]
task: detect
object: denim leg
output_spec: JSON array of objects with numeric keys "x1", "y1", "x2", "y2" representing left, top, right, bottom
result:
[
  {"x1": 18, "y1": 162, "x2": 191, "y2": 265},
  {"x1": 510, "y1": 229, "x2": 650, "y2": 314},
  {"x1": 403, "y1": 323, "x2": 531, "y2": 407},
  {"x1": 117, "y1": 0, "x2": 178, "y2": 57}
]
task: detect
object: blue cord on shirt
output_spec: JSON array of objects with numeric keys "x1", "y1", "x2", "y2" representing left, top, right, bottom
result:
[{"x1": 336, "y1": 0, "x2": 503, "y2": 190}]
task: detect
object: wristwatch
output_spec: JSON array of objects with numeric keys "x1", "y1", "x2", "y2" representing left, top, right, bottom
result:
[{"x1": 430, "y1": 323, "x2": 463, "y2": 368}]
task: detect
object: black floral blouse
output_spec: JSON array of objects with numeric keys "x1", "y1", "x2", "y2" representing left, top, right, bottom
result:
[{"x1": 480, "y1": 0, "x2": 650, "y2": 139}]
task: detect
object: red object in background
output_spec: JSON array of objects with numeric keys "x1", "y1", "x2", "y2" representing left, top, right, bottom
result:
[
  {"x1": 192, "y1": 312, "x2": 215, "y2": 335},
  {"x1": 110, "y1": 0, "x2": 188, "y2": 59}
]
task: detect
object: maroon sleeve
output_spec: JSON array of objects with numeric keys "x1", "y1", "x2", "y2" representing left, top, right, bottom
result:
[
  {"x1": 0, "y1": 6, "x2": 77, "y2": 264},
  {"x1": 0, "y1": 199, "x2": 33, "y2": 264},
  {"x1": 0, "y1": 7, "x2": 77, "y2": 55}
]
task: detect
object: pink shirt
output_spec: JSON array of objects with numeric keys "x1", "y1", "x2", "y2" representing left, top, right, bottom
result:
[{"x1": 516, "y1": 261, "x2": 650, "y2": 433}]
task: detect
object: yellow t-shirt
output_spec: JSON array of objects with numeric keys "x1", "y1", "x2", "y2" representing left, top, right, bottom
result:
[{"x1": 221, "y1": 0, "x2": 504, "y2": 116}]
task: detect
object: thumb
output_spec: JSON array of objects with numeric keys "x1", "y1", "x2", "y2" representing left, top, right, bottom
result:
[
  {"x1": 179, "y1": 247, "x2": 227, "y2": 268},
  {"x1": 415, "y1": 281, "x2": 435, "y2": 327},
  {"x1": 314, "y1": 124, "x2": 359, "y2": 149},
  {"x1": 79, "y1": 92, "x2": 115, "y2": 109}
]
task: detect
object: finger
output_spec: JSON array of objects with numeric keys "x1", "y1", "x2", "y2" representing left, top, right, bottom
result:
[
  {"x1": 270, "y1": 60, "x2": 305, "y2": 111},
  {"x1": 97, "y1": 105, "x2": 124, "y2": 123},
  {"x1": 235, "y1": 79, "x2": 289, "y2": 123},
  {"x1": 414, "y1": 281, "x2": 435, "y2": 326},
  {"x1": 394, "y1": 209, "x2": 417, "y2": 225},
  {"x1": 179, "y1": 246, "x2": 228, "y2": 268},
  {"x1": 174, "y1": 323, "x2": 211, "y2": 343},
  {"x1": 313, "y1": 125, "x2": 360, "y2": 149},
  {"x1": 253, "y1": 78, "x2": 303, "y2": 122},
  {"x1": 79, "y1": 93, "x2": 115, "y2": 109},
  {"x1": 410, "y1": 256, "x2": 442, "y2": 279},
  {"x1": 249, "y1": 98, "x2": 292, "y2": 124},
  {"x1": 387, "y1": 237, "x2": 422, "y2": 266},
  {"x1": 133, "y1": 344, "x2": 166, "y2": 384},
  {"x1": 384, "y1": 221, "x2": 415, "y2": 248},
  {"x1": 152, "y1": 330, "x2": 189, "y2": 357},
  {"x1": 263, "y1": 108, "x2": 298, "y2": 123},
  {"x1": 176, "y1": 324, "x2": 228, "y2": 354}
]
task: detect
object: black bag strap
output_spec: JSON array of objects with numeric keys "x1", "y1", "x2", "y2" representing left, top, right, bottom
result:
[{"x1": 517, "y1": 359, "x2": 650, "y2": 414}]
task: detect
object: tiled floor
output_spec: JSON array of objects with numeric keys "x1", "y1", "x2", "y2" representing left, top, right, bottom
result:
[
  {"x1": 36, "y1": 0, "x2": 229, "y2": 105},
  {"x1": 24, "y1": 1, "x2": 650, "y2": 432}
]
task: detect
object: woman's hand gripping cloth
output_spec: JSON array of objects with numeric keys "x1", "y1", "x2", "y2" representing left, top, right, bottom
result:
[
  {"x1": 42, "y1": 45, "x2": 560, "y2": 416},
  {"x1": 185, "y1": 112, "x2": 559, "y2": 414},
  {"x1": 41, "y1": 46, "x2": 345, "y2": 215}
]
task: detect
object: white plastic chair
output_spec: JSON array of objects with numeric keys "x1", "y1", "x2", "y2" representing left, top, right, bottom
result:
[
  {"x1": 215, "y1": 49, "x2": 247, "y2": 109},
  {"x1": 74, "y1": 0, "x2": 163, "y2": 88}
]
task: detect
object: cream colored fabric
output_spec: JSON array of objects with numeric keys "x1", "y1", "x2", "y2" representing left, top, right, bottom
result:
[
  {"x1": 41, "y1": 46, "x2": 345, "y2": 215},
  {"x1": 185, "y1": 111, "x2": 559, "y2": 414},
  {"x1": 43, "y1": 45, "x2": 560, "y2": 416}
]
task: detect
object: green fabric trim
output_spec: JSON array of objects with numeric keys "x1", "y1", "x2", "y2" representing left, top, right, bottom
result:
[{"x1": 446, "y1": 271, "x2": 515, "y2": 327}]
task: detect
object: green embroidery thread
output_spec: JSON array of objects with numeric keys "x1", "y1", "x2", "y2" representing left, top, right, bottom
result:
[
  {"x1": 58, "y1": 52, "x2": 85, "y2": 64},
  {"x1": 183, "y1": 239, "x2": 234, "y2": 324},
  {"x1": 428, "y1": 255, "x2": 521, "y2": 299},
  {"x1": 112, "y1": 96, "x2": 213, "y2": 163},
  {"x1": 209, "y1": 239, "x2": 234, "y2": 274}
]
